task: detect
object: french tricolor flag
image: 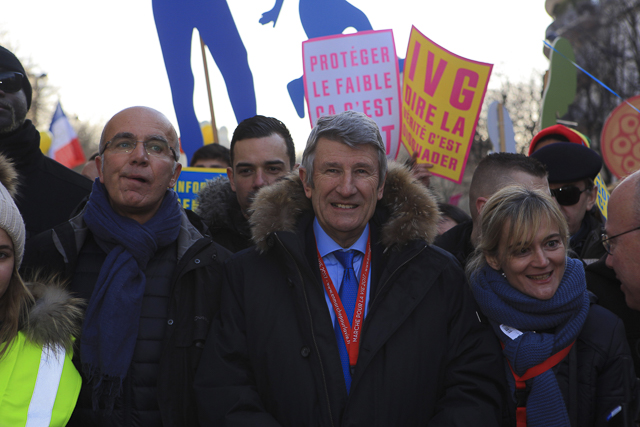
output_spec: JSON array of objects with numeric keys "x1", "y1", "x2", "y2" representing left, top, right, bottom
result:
[{"x1": 48, "y1": 102, "x2": 86, "y2": 168}]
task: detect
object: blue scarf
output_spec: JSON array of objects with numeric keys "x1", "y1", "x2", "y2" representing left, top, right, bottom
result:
[
  {"x1": 471, "y1": 257, "x2": 589, "y2": 427},
  {"x1": 81, "y1": 180, "x2": 182, "y2": 411}
]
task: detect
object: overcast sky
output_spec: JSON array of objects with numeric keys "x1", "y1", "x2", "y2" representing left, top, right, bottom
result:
[{"x1": 2, "y1": 0, "x2": 552, "y2": 153}]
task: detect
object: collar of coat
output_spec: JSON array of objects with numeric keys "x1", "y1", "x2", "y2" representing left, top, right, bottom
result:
[
  {"x1": 250, "y1": 162, "x2": 440, "y2": 253},
  {"x1": 22, "y1": 280, "x2": 84, "y2": 353},
  {"x1": 195, "y1": 176, "x2": 249, "y2": 235}
]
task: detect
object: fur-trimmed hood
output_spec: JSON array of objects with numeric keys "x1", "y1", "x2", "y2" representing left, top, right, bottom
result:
[
  {"x1": 250, "y1": 162, "x2": 440, "y2": 252},
  {"x1": 22, "y1": 280, "x2": 84, "y2": 352},
  {"x1": 195, "y1": 176, "x2": 248, "y2": 234},
  {"x1": 0, "y1": 154, "x2": 20, "y2": 198}
]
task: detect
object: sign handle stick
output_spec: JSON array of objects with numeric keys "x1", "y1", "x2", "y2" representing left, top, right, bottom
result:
[
  {"x1": 498, "y1": 102, "x2": 506, "y2": 152},
  {"x1": 200, "y1": 36, "x2": 219, "y2": 144}
]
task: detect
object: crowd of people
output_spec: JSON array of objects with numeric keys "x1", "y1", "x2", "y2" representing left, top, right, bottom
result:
[{"x1": 1, "y1": 44, "x2": 640, "y2": 426}]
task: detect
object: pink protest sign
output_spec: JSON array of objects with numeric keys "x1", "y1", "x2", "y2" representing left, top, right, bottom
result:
[{"x1": 302, "y1": 29, "x2": 402, "y2": 159}]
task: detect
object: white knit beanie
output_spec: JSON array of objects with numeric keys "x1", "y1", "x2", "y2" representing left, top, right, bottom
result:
[{"x1": 0, "y1": 155, "x2": 25, "y2": 267}]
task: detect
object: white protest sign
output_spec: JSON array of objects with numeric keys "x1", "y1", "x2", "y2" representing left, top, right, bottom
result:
[{"x1": 303, "y1": 29, "x2": 402, "y2": 159}]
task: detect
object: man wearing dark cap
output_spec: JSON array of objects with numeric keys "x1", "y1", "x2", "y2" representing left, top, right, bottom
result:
[
  {"x1": 0, "y1": 45, "x2": 92, "y2": 239},
  {"x1": 531, "y1": 142, "x2": 606, "y2": 262}
]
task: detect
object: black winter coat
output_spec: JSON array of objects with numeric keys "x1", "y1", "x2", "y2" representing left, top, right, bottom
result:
[
  {"x1": 195, "y1": 176, "x2": 253, "y2": 252},
  {"x1": 570, "y1": 210, "x2": 606, "y2": 263},
  {"x1": 195, "y1": 165, "x2": 506, "y2": 426},
  {"x1": 586, "y1": 256, "x2": 640, "y2": 376},
  {"x1": 22, "y1": 206, "x2": 231, "y2": 427},
  {"x1": 502, "y1": 295, "x2": 636, "y2": 426},
  {"x1": 0, "y1": 120, "x2": 92, "y2": 239},
  {"x1": 433, "y1": 218, "x2": 474, "y2": 267}
]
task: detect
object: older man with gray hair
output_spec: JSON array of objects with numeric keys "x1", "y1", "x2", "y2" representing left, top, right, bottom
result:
[
  {"x1": 195, "y1": 110, "x2": 505, "y2": 425},
  {"x1": 23, "y1": 106, "x2": 231, "y2": 426}
]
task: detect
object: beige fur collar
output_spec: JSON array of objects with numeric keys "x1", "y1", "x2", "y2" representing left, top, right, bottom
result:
[
  {"x1": 250, "y1": 162, "x2": 440, "y2": 252},
  {"x1": 24, "y1": 281, "x2": 84, "y2": 352}
]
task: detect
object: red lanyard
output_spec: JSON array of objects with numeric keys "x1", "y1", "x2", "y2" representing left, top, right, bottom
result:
[
  {"x1": 501, "y1": 341, "x2": 575, "y2": 427},
  {"x1": 317, "y1": 233, "x2": 371, "y2": 367}
]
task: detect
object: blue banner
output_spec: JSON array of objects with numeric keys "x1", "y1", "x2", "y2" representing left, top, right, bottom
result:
[{"x1": 174, "y1": 167, "x2": 226, "y2": 211}]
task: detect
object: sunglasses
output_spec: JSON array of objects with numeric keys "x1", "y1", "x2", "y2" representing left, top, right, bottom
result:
[
  {"x1": 550, "y1": 185, "x2": 590, "y2": 206},
  {"x1": 0, "y1": 71, "x2": 24, "y2": 93}
]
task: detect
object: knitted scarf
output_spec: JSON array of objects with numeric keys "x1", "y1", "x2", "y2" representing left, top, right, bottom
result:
[
  {"x1": 81, "y1": 180, "x2": 182, "y2": 411},
  {"x1": 471, "y1": 257, "x2": 589, "y2": 427},
  {"x1": 0, "y1": 120, "x2": 42, "y2": 170}
]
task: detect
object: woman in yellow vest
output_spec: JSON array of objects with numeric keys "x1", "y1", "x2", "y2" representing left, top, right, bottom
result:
[{"x1": 0, "y1": 155, "x2": 83, "y2": 426}]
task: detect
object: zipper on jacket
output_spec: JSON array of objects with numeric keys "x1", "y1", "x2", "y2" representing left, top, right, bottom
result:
[
  {"x1": 123, "y1": 375, "x2": 133, "y2": 426},
  {"x1": 274, "y1": 234, "x2": 336, "y2": 427},
  {"x1": 369, "y1": 244, "x2": 426, "y2": 308},
  {"x1": 341, "y1": 243, "x2": 426, "y2": 419}
]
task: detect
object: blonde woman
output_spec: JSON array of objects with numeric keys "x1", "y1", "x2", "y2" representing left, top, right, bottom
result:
[{"x1": 468, "y1": 185, "x2": 636, "y2": 427}]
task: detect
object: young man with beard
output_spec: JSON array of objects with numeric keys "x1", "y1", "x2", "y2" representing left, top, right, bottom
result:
[{"x1": 196, "y1": 115, "x2": 295, "y2": 252}]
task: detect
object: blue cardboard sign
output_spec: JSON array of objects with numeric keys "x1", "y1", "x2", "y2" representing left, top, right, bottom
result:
[{"x1": 174, "y1": 166, "x2": 227, "y2": 211}]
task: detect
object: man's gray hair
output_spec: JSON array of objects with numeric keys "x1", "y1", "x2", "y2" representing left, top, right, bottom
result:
[{"x1": 301, "y1": 111, "x2": 387, "y2": 188}]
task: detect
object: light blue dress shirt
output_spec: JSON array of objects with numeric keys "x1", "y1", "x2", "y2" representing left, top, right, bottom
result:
[{"x1": 313, "y1": 218, "x2": 372, "y2": 326}]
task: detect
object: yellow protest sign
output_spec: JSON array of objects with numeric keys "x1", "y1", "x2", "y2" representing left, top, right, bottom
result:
[
  {"x1": 594, "y1": 173, "x2": 609, "y2": 221},
  {"x1": 402, "y1": 26, "x2": 492, "y2": 183}
]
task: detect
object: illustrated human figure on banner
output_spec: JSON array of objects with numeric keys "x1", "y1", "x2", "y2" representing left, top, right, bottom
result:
[
  {"x1": 153, "y1": 0, "x2": 257, "y2": 159},
  {"x1": 261, "y1": 0, "x2": 404, "y2": 119}
]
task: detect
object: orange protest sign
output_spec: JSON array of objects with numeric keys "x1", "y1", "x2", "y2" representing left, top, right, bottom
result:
[
  {"x1": 402, "y1": 26, "x2": 492, "y2": 183},
  {"x1": 601, "y1": 94, "x2": 640, "y2": 179}
]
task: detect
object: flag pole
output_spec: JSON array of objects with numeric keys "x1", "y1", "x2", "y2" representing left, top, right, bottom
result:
[
  {"x1": 497, "y1": 102, "x2": 506, "y2": 152},
  {"x1": 200, "y1": 36, "x2": 219, "y2": 144}
]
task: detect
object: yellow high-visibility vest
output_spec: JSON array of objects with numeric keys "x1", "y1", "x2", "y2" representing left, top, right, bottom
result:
[{"x1": 0, "y1": 331, "x2": 81, "y2": 426}]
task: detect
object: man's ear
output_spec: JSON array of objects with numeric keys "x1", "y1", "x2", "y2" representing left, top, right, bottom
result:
[
  {"x1": 169, "y1": 163, "x2": 182, "y2": 188},
  {"x1": 227, "y1": 167, "x2": 236, "y2": 192},
  {"x1": 475, "y1": 197, "x2": 488, "y2": 216},
  {"x1": 586, "y1": 185, "x2": 598, "y2": 210},
  {"x1": 96, "y1": 156, "x2": 105, "y2": 184},
  {"x1": 299, "y1": 168, "x2": 312, "y2": 199},
  {"x1": 377, "y1": 173, "x2": 386, "y2": 200}
]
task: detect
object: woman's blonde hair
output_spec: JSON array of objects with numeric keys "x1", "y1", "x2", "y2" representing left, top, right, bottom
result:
[
  {"x1": 466, "y1": 185, "x2": 569, "y2": 281},
  {"x1": 0, "y1": 263, "x2": 34, "y2": 358}
]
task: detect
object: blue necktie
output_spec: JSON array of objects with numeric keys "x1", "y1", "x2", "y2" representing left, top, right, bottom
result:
[{"x1": 333, "y1": 250, "x2": 358, "y2": 394}]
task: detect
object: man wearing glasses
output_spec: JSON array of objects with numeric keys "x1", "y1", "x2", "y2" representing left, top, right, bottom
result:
[
  {"x1": 585, "y1": 169, "x2": 640, "y2": 376},
  {"x1": 23, "y1": 106, "x2": 232, "y2": 426},
  {"x1": 603, "y1": 169, "x2": 640, "y2": 305},
  {"x1": 0, "y1": 45, "x2": 92, "y2": 239},
  {"x1": 531, "y1": 142, "x2": 605, "y2": 263}
]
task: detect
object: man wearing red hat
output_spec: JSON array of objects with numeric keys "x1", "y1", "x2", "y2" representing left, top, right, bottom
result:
[{"x1": 528, "y1": 123, "x2": 589, "y2": 155}]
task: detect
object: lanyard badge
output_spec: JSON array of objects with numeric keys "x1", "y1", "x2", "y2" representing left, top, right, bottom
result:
[{"x1": 317, "y1": 233, "x2": 371, "y2": 367}]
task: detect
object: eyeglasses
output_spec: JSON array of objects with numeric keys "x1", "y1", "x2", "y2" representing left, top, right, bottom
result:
[
  {"x1": 550, "y1": 185, "x2": 590, "y2": 206},
  {"x1": 0, "y1": 71, "x2": 24, "y2": 93},
  {"x1": 101, "y1": 137, "x2": 178, "y2": 161},
  {"x1": 601, "y1": 226, "x2": 640, "y2": 255}
]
